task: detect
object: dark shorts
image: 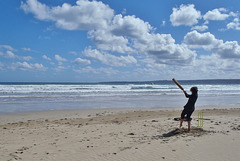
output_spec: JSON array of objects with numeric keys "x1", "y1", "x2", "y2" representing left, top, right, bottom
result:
[{"x1": 181, "y1": 108, "x2": 194, "y2": 121}]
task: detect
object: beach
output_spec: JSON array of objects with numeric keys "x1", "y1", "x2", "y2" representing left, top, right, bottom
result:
[{"x1": 1, "y1": 107, "x2": 240, "y2": 161}]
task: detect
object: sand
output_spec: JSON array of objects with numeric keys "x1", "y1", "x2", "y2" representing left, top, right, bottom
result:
[{"x1": 0, "y1": 107, "x2": 240, "y2": 161}]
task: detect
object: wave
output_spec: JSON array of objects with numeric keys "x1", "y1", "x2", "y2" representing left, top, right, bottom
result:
[
  {"x1": 1, "y1": 83, "x2": 240, "y2": 96},
  {"x1": 131, "y1": 86, "x2": 155, "y2": 90}
]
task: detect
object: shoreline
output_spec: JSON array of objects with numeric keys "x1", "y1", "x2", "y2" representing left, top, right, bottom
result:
[
  {"x1": 1, "y1": 106, "x2": 240, "y2": 161},
  {"x1": 0, "y1": 104, "x2": 239, "y2": 123}
]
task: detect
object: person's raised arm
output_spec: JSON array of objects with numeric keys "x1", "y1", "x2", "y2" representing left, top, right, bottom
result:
[{"x1": 183, "y1": 90, "x2": 189, "y2": 98}]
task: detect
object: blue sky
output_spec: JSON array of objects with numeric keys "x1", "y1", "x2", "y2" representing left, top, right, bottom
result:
[{"x1": 1, "y1": 0, "x2": 240, "y2": 82}]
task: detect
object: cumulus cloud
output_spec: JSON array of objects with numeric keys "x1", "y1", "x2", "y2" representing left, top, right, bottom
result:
[
  {"x1": 20, "y1": 0, "x2": 240, "y2": 78},
  {"x1": 227, "y1": 18, "x2": 240, "y2": 30},
  {"x1": 184, "y1": 30, "x2": 240, "y2": 58},
  {"x1": 147, "y1": 44, "x2": 196, "y2": 65},
  {"x1": 170, "y1": 4, "x2": 201, "y2": 26},
  {"x1": 161, "y1": 21, "x2": 166, "y2": 26},
  {"x1": 20, "y1": 0, "x2": 51, "y2": 20},
  {"x1": 195, "y1": 53, "x2": 240, "y2": 78},
  {"x1": 73, "y1": 58, "x2": 91, "y2": 65},
  {"x1": 5, "y1": 51, "x2": 17, "y2": 59},
  {"x1": 89, "y1": 12, "x2": 197, "y2": 66},
  {"x1": 213, "y1": 40, "x2": 240, "y2": 58},
  {"x1": 84, "y1": 48, "x2": 137, "y2": 67},
  {"x1": 21, "y1": 0, "x2": 114, "y2": 30},
  {"x1": 10, "y1": 62, "x2": 47, "y2": 71},
  {"x1": 134, "y1": 33, "x2": 197, "y2": 65},
  {"x1": 55, "y1": 54, "x2": 67, "y2": 62},
  {"x1": 21, "y1": 56, "x2": 33, "y2": 61},
  {"x1": 111, "y1": 15, "x2": 154, "y2": 39},
  {"x1": 0, "y1": 45, "x2": 16, "y2": 51},
  {"x1": 21, "y1": 1, "x2": 199, "y2": 67},
  {"x1": 184, "y1": 30, "x2": 219, "y2": 47},
  {"x1": 0, "y1": 45, "x2": 17, "y2": 59},
  {"x1": 0, "y1": 45, "x2": 33, "y2": 60},
  {"x1": 22, "y1": 47, "x2": 32, "y2": 51},
  {"x1": 42, "y1": 55, "x2": 51, "y2": 61},
  {"x1": 191, "y1": 25, "x2": 208, "y2": 31},
  {"x1": 170, "y1": 6, "x2": 237, "y2": 31},
  {"x1": 88, "y1": 14, "x2": 154, "y2": 54},
  {"x1": 203, "y1": 8, "x2": 231, "y2": 21},
  {"x1": 88, "y1": 29, "x2": 134, "y2": 54}
]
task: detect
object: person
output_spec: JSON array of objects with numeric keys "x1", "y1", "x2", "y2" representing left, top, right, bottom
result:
[{"x1": 179, "y1": 87, "x2": 198, "y2": 131}]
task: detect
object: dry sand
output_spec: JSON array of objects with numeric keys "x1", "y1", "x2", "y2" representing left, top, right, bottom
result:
[{"x1": 0, "y1": 107, "x2": 240, "y2": 161}]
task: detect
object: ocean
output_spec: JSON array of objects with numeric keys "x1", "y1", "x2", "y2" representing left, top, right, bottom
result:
[{"x1": 0, "y1": 79, "x2": 240, "y2": 113}]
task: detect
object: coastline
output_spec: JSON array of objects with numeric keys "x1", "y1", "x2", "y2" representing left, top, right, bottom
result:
[
  {"x1": 1, "y1": 79, "x2": 240, "y2": 113},
  {"x1": 1, "y1": 106, "x2": 240, "y2": 161}
]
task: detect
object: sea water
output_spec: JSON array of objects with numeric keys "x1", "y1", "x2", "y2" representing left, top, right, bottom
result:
[{"x1": 0, "y1": 80, "x2": 240, "y2": 113}]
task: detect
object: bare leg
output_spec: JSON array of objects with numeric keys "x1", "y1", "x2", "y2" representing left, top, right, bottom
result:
[
  {"x1": 187, "y1": 121, "x2": 191, "y2": 131},
  {"x1": 179, "y1": 119, "x2": 184, "y2": 128}
]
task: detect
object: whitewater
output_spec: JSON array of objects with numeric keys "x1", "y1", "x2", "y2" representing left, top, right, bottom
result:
[{"x1": 0, "y1": 80, "x2": 240, "y2": 113}]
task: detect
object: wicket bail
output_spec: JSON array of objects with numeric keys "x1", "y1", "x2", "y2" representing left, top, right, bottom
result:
[{"x1": 198, "y1": 112, "x2": 203, "y2": 127}]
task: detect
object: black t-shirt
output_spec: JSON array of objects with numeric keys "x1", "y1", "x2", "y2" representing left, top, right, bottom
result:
[{"x1": 184, "y1": 92, "x2": 198, "y2": 110}]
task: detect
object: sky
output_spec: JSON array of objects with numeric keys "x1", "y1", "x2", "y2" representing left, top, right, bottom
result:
[{"x1": 1, "y1": 0, "x2": 240, "y2": 82}]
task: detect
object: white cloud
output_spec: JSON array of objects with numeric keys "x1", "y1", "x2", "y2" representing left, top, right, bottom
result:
[
  {"x1": 161, "y1": 21, "x2": 166, "y2": 26},
  {"x1": 203, "y1": 8, "x2": 231, "y2": 21},
  {"x1": 21, "y1": 0, "x2": 114, "y2": 30},
  {"x1": 20, "y1": 0, "x2": 51, "y2": 20},
  {"x1": 111, "y1": 15, "x2": 154, "y2": 39},
  {"x1": 42, "y1": 55, "x2": 51, "y2": 61},
  {"x1": 84, "y1": 48, "x2": 137, "y2": 67},
  {"x1": 88, "y1": 29, "x2": 134, "y2": 54},
  {"x1": 5, "y1": 51, "x2": 17, "y2": 59},
  {"x1": 0, "y1": 50, "x2": 17, "y2": 59},
  {"x1": 170, "y1": 4, "x2": 201, "y2": 26},
  {"x1": 213, "y1": 40, "x2": 240, "y2": 58},
  {"x1": 0, "y1": 45, "x2": 17, "y2": 58},
  {"x1": 21, "y1": 56, "x2": 33, "y2": 61},
  {"x1": 88, "y1": 14, "x2": 153, "y2": 54},
  {"x1": 184, "y1": 30, "x2": 219, "y2": 48},
  {"x1": 20, "y1": 0, "x2": 240, "y2": 78},
  {"x1": 195, "y1": 54, "x2": 240, "y2": 78},
  {"x1": 89, "y1": 12, "x2": 197, "y2": 66},
  {"x1": 21, "y1": 1, "x2": 198, "y2": 67},
  {"x1": 88, "y1": 14, "x2": 155, "y2": 54},
  {"x1": 0, "y1": 45, "x2": 33, "y2": 60},
  {"x1": 22, "y1": 47, "x2": 32, "y2": 51},
  {"x1": 134, "y1": 32, "x2": 197, "y2": 65},
  {"x1": 0, "y1": 45, "x2": 16, "y2": 51},
  {"x1": 55, "y1": 54, "x2": 67, "y2": 62},
  {"x1": 1, "y1": 50, "x2": 33, "y2": 60},
  {"x1": 227, "y1": 18, "x2": 240, "y2": 30},
  {"x1": 73, "y1": 58, "x2": 91, "y2": 65},
  {"x1": 184, "y1": 30, "x2": 240, "y2": 58},
  {"x1": 191, "y1": 25, "x2": 208, "y2": 31},
  {"x1": 10, "y1": 62, "x2": 47, "y2": 71}
]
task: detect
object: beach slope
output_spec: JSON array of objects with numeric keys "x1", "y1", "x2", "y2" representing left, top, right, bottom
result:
[{"x1": 0, "y1": 108, "x2": 240, "y2": 161}]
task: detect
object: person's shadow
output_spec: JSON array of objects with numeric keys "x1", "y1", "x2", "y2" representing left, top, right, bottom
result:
[
  {"x1": 152, "y1": 127, "x2": 207, "y2": 139},
  {"x1": 152, "y1": 128, "x2": 183, "y2": 139},
  {"x1": 161, "y1": 128, "x2": 183, "y2": 137}
]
